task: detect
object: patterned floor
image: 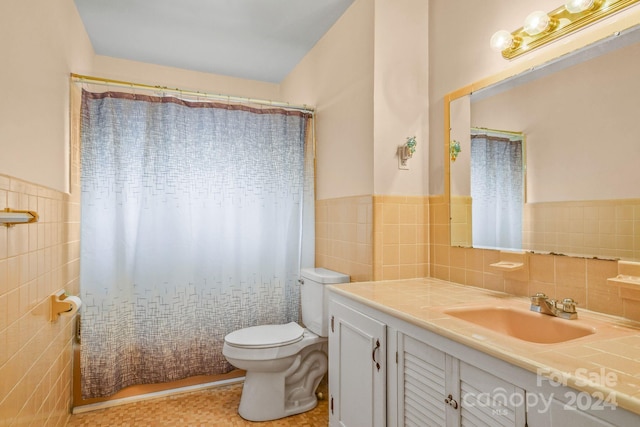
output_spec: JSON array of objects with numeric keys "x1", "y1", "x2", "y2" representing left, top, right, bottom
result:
[{"x1": 66, "y1": 382, "x2": 328, "y2": 427}]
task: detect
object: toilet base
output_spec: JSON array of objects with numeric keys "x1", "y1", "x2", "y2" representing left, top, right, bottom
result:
[
  {"x1": 237, "y1": 345, "x2": 327, "y2": 422},
  {"x1": 238, "y1": 370, "x2": 319, "y2": 421}
]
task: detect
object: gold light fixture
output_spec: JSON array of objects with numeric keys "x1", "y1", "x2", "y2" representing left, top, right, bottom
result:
[
  {"x1": 523, "y1": 11, "x2": 556, "y2": 36},
  {"x1": 490, "y1": 0, "x2": 640, "y2": 59},
  {"x1": 565, "y1": 0, "x2": 597, "y2": 13}
]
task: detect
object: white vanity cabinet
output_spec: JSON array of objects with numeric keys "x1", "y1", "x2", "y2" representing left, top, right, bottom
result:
[
  {"x1": 328, "y1": 291, "x2": 640, "y2": 427},
  {"x1": 328, "y1": 299, "x2": 386, "y2": 427},
  {"x1": 329, "y1": 295, "x2": 524, "y2": 427},
  {"x1": 395, "y1": 331, "x2": 526, "y2": 427},
  {"x1": 526, "y1": 392, "x2": 619, "y2": 427},
  {"x1": 395, "y1": 332, "x2": 448, "y2": 426}
]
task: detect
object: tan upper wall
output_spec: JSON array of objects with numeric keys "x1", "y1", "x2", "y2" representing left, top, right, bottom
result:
[
  {"x1": 1, "y1": 1, "x2": 280, "y2": 194},
  {"x1": 372, "y1": 0, "x2": 429, "y2": 197},
  {"x1": 282, "y1": 0, "x2": 430, "y2": 200},
  {"x1": 0, "y1": 0, "x2": 93, "y2": 193},
  {"x1": 9, "y1": 0, "x2": 635, "y2": 200},
  {"x1": 92, "y1": 55, "x2": 280, "y2": 101},
  {"x1": 281, "y1": 0, "x2": 375, "y2": 200},
  {"x1": 429, "y1": 0, "x2": 640, "y2": 195}
]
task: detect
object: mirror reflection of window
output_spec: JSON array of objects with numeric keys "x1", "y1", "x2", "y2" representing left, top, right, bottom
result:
[{"x1": 470, "y1": 128, "x2": 524, "y2": 250}]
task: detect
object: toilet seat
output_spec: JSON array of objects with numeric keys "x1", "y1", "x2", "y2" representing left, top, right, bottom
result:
[{"x1": 224, "y1": 322, "x2": 304, "y2": 349}]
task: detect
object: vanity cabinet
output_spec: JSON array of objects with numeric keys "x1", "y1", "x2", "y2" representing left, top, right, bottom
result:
[
  {"x1": 328, "y1": 291, "x2": 639, "y2": 427},
  {"x1": 328, "y1": 299, "x2": 386, "y2": 427},
  {"x1": 328, "y1": 297, "x2": 524, "y2": 427},
  {"x1": 526, "y1": 393, "x2": 618, "y2": 427},
  {"x1": 395, "y1": 332, "x2": 448, "y2": 426},
  {"x1": 396, "y1": 331, "x2": 526, "y2": 426}
]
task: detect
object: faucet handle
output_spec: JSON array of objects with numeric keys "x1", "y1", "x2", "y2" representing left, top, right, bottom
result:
[
  {"x1": 530, "y1": 292, "x2": 547, "y2": 304},
  {"x1": 561, "y1": 298, "x2": 577, "y2": 313}
]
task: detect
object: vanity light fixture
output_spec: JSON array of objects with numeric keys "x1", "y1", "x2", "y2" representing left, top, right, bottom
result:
[
  {"x1": 489, "y1": 30, "x2": 519, "y2": 52},
  {"x1": 565, "y1": 0, "x2": 597, "y2": 13},
  {"x1": 0, "y1": 208, "x2": 39, "y2": 227},
  {"x1": 491, "y1": 0, "x2": 640, "y2": 59},
  {"x1": 523, "y1": 11, "x2": 556, "y2": 36}
]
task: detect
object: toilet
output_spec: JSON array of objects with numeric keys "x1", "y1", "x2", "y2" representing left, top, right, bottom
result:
[{"x1": 222, "y1": 267, "x2": 349, "y2": 421}]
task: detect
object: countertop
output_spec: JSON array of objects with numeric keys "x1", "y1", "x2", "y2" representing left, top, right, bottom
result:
[{"x1": 328, "y1": 277, "x2": 640, "y2": 415}]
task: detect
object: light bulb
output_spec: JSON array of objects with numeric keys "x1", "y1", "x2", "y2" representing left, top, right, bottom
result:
[
  {"x1": 565, "y1": 0, "x2": 595, "y2": 13},
  {"x1": 490, "y1": 30, "x2": 515, "y2": 52},
  {"x1": 524, "y1": 11, "x2": 552, "y2": 36}
]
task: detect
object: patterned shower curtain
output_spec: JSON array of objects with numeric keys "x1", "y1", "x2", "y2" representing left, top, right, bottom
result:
[
  {"x1": 79, "y1": 90, "x2": 314, "y2": 398},
  {"x1": 471, "y1": 133, "x2": 523, "y2": 250}
]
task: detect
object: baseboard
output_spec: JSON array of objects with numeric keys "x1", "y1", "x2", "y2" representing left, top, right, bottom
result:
[{"x1": 71, "y1": 377, "x2": 244, "y2": 414}]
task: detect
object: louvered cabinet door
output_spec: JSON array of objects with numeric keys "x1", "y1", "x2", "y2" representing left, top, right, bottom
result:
[
  {"x1": 328, "y1": 300, "x2": 387, "y2": 427},
  {"x1": 457, "y1": 362, "x2": 526, "y2": 427},
  {"x1": 397, "y1": 333, "x2": 449, "y2": 427}
]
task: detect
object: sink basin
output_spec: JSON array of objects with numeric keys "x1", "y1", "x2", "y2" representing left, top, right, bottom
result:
[{"x1": 443, "y1": 306, "x2": 596, "y2": 344}]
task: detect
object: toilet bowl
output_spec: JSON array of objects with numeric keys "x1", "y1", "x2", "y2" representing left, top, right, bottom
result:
[
  {"x1": 222, "y1": 267, "x2": 349, "y2": 421},
  {"x1": 223, "y1": 322, "x2": 327, "y2": 421}
]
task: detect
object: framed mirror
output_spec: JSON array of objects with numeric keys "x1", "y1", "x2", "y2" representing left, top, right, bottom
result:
[{"x1": 448, "y1": 24, "x2": 640, "y2": 261}]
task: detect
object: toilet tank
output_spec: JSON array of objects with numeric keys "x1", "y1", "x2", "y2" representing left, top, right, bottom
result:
[{"x1": 300, "y1": 268, "x2": 350, "y2": 337}]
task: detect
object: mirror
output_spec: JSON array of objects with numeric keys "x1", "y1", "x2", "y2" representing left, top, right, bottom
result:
[{"x1": 449, "y1": 24, "x2": 640, "y2": 261}]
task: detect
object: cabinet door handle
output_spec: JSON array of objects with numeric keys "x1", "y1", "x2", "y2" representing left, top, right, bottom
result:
[
  {"x1": 444, "y1": 394, "x2": 458, "y2": 409},
  {"x1": 372, "y1": 339, "x2": 381, "y2": 371}
]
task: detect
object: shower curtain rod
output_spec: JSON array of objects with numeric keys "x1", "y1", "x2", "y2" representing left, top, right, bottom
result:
[
  {"x1": 471, "y1": 127, "x2": 524, "y2": 141},
  {"x1": 70, "y1": 73, "x2": 315, "y2": 114}
]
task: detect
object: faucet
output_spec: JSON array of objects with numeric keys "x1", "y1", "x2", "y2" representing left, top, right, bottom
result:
[{"x1": 530, "y1": 293, "x2": 578, "y2": 320}]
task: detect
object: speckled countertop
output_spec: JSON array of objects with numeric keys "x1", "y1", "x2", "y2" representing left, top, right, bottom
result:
[{"x1": 328, "y1": 277, "x2": 640, "y2": 415}]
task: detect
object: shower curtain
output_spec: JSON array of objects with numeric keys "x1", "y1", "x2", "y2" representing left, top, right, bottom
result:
[
  {"x1": 470, "y1": 133, "x2": 523, "y2": 250},
  {"x1": 79, "y1": 90, "x2": 314, "y2": 398}
]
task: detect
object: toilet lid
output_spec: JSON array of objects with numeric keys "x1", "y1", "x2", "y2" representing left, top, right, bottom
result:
[{"x1": 224, "y1": 322, "x2": 304, "y2": 349}]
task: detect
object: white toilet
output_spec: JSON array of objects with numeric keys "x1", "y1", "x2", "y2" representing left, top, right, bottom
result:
[{"x1": 222, "y1": 267, "x2": 349, "y2": 422}]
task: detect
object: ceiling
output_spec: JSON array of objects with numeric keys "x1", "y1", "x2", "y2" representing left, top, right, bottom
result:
[{"x1": 74, "y1": 0, "x2": 354, "y2": 83}]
